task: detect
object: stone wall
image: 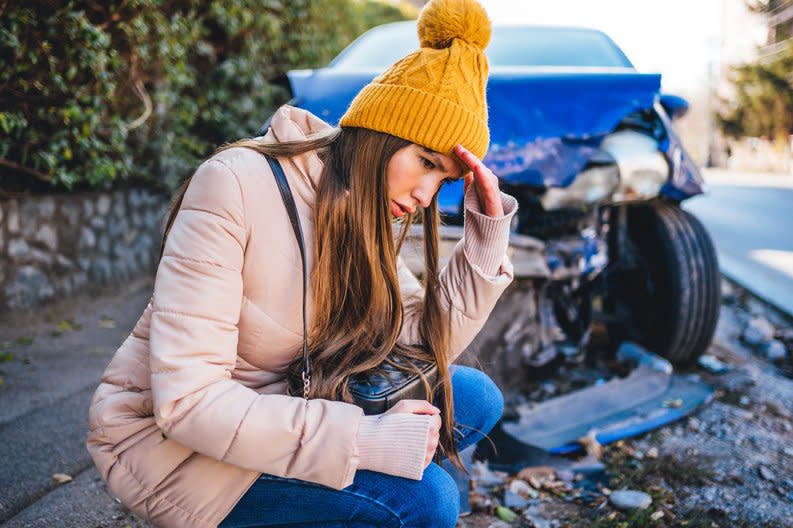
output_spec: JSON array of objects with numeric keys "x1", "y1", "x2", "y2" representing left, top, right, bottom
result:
[{"x1": 0, "y1": 189, "x2": 168, "y2": 313}]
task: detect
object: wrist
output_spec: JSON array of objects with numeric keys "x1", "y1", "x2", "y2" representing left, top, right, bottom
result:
[{"x1": 356, "y1": 413, "x2": 430, "y2": 480}]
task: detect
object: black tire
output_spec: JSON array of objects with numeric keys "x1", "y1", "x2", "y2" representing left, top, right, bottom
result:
[{"x1": 607, "y1": 201, "x2": 721, "y2": 366}]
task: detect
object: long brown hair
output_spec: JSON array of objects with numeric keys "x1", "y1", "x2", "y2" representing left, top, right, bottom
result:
[{"x1": 159, "y1": 125, "x2": 461, "y2": 469}]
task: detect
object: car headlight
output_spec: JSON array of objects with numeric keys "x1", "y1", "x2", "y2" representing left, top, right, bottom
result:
[
  {"x1": 541, "y1": 164, "x2": 619, "y2": 210},
  {"x1": 600, "y1": 130, "x2": 669, "y2": 203}
]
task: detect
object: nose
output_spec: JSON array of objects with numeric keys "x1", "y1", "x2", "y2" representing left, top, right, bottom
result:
[{"x1": 411, "y1": 178, "x2": 437, "y2": 209}]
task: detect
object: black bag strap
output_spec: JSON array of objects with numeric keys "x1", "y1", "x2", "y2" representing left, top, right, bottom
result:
[{"x1": 264, "y1": 155, "x2": 311, "y2": 399}]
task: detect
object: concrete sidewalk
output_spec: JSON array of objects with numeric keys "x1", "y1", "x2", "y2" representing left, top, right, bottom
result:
[
  {"x1": 0, "y1": 277, "x2": 155, "y2": 527},
  {"x1": 700, "y1": 168, "x2": 793, "y2": 189},
  {"x1": 685, "y1": 168, "x2": 793, "y2": 318}
]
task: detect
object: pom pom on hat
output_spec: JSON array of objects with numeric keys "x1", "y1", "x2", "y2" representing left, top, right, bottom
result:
[{"x1": 418, "y1": 0, "x2": 492, "y2": 50}]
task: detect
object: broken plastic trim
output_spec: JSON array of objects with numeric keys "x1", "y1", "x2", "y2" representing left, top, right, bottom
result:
[{"x1": 481, "y1": 343, "x2": 713, "y2": 463}]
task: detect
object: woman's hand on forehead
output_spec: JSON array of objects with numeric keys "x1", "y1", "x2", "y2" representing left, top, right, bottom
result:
[{"x1": 453, "y1": 144, "x2": 504, "y2": 217}]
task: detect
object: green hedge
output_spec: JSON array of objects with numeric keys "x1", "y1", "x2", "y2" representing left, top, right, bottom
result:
[{"x1": 0, "y1": 0, "x2": 415, "y2": 192}]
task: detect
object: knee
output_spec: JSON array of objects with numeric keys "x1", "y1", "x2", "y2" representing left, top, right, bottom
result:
[
  {"x1": 480, "y1": 371, "x2": 504, "y2": 431},
  {"x1": 451, "y1": 366, "x2": 504, "y2": 433},
  {"x1": 407, "y1": 464, "x2": 460, "y2": 527}
]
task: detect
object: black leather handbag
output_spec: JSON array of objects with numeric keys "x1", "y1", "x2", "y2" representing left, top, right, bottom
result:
[{"x1": 264, "y1": 154, "x2": 438, "y2": 415}]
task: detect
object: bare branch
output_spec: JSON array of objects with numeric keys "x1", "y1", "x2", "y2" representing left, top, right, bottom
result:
[
  {"x1": 126, "y1": 51, "x2": 153, "y2": 131},
  {"x1": 0, "y1": 157, "x2": 52, "y2": 182}
]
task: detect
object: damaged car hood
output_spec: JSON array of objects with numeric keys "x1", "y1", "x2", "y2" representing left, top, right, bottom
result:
[
  {"x1": 282, "y1": 22, "x2": 702, "y2": 215},
  {"x1": 481, "y1": 68, "x2": 661, "y2": 187},
  {"x1": 289, "y1": 67, "x2": 660, "y2": 186}
]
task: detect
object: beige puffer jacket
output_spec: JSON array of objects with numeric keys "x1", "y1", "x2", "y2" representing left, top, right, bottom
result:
[{"x1": 86, "y1": 105, "x2": 517, "y2": 527}]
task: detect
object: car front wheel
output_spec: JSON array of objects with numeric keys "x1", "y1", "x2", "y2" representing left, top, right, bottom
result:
[{"x1": 604, "y1": 201, "x2": 721, "y2": 366}]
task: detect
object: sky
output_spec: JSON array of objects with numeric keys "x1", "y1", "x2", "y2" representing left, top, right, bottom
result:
[{"x1": 478, "y1": 0, "x2": 768, "y2": 97}]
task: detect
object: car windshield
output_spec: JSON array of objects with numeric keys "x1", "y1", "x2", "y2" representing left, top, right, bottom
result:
[{"x1": 330, "y1": 24, "x2": 633, "y2": 70}]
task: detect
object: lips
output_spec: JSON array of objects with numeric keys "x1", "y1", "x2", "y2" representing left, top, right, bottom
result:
[{"x1": 391, "y1": 200, "x2": 406, "y2": 218}]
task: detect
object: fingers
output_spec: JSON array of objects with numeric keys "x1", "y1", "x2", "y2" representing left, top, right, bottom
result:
[
  {"x1": 453, "y1": 144, "x2": 483, "y2": 174},
  {"x1": 454, "y1": 144, "x2": 504, "y2": 217},
  {"x1": 424, "y1": 413, "x2": 441, "y2": 468},
  {"x1": 386, "y1": 399, "x2": 441, "y2": 416},
  {"x1": 453, "y1": 145, "x2": 475, "y2": 194},
  {"x1": 463, "y1": 170, "x2": 474, "y2": 194},
  {"x1": 427, "y1": 413, "x2": 441, "y2": 441}
]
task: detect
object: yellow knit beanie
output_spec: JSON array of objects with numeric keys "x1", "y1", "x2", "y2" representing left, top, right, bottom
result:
[{"x1": 339, "y1": 0, "x2": 492, "y2": 159}]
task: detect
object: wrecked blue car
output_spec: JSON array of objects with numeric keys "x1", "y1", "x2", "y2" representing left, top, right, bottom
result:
[{"x1": 269, "y1": 22, "x2": 720, "y2": 367}]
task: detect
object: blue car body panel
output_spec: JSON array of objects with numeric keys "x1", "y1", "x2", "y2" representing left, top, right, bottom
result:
[
  {"x1": 481, "y1": 70, "x2": 661, "y2": 188},
  {"x1": 287, "y1": 26, "x2": 704, "y2": 216},
  {"x1": 654, "y1": 101, "x2": 707, "y2": 200}
]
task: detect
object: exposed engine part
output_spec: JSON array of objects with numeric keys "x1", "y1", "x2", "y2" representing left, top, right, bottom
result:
[
  {"x1": 500, "y1": 281, "x2": 565, "y2": 369},
  {"x1": 517, "y1": 207, "x2": 590, "y2": 239},
  {"x1": 540, "y1": 163, "x2": 619, "y2": 210}
]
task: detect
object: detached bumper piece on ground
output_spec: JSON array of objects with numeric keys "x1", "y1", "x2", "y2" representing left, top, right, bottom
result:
[
  {"x1": 448, "y1": 343, "x2": 714, "y2": 513},
  {"x1": 497, "y1": 342, "x2": 714, "y2": 456}
]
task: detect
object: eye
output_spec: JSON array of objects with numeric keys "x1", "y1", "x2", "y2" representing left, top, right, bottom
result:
[{"x1": 420, "y1": 156, "x2": 435, "y2": 170}]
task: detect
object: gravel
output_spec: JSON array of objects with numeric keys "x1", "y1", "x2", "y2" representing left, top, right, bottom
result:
[
  {"x1": 460, "y1": 278, "x2": 793, "y2": 527},
  {"x1": 608, "y1": 489, "x2": 653, "y2": 511}
]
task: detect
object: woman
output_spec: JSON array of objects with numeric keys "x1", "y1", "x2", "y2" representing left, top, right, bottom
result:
[{"x1": 87, "y1": 0, "x2": 517, "y2": 526}]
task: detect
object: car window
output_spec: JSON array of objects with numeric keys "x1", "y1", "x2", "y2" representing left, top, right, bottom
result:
[
  {"x1": 328, "y1": 24, "x2": 416, "y2": 69},
  {"x1": 330, "y1": 23, "x2": 633, "y2": 70},
  {"x1": 488, "y1": 27, "x2": 632, "y2": 68}
]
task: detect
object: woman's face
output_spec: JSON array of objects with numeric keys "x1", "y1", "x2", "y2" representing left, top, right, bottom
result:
[{"x1": 386, "y1": 144, "x2": 464, "y2": 218}]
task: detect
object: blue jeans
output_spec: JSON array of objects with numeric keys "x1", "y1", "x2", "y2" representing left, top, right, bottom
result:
[{"x1": 219, "y1": 366, "x2": 503, "y2": 527}]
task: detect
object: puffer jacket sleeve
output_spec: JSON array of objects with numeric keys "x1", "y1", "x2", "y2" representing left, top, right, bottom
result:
[
  {"x1": 149, "y1": 158, "x2": 369, "y2": 489},
  {"x1": 398, "y1": 186, "x2": 518, "y2": 361}
]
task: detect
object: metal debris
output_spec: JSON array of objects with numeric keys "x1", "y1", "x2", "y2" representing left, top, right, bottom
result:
[{"x1": 699, "y1": 354, "x2": 729, "y2": 373}]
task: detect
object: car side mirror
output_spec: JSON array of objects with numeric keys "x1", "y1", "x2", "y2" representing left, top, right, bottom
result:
[{"x1": 659, "y1": 94, "x2": 689, "y2": 120}]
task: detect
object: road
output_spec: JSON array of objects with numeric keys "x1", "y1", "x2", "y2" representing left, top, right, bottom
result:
[
  {"x1": 683, "y1": 168, "x2": 793, "y2": 317},
  {"x1": 0, "y1": 278, "x2": 154, "y2": 527}
]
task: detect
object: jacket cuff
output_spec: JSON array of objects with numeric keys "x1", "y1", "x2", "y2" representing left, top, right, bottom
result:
[
  {"x1": 463, "y1": 186, "x2": 518, "y2": 276},
  {"x1": 355, "y1": 413, "x2": 430, "y2": 480}
]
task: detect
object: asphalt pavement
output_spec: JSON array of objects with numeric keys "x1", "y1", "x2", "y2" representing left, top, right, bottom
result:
[
  {"x1": 0, "y1": 277, "x2": 154, "y2": 527},
  {"x1": 684, "y1": 168, "x2": 793, "y2": 318}
]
